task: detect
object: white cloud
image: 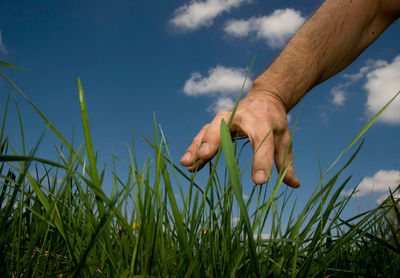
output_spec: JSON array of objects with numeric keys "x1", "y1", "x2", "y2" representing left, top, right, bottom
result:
[
  {"x1": 170, "y1": 0, "x2": 250, "y2": 31},
  {"x1": 377, "y1": 192, "x2": 400, "y2": 205},
  {"x1": 342, "y1": 60, "x2": 387, "y2": 83},
  {"x1": 344, "y1": 170, "x2": 400, "y2": 198},
  {"x1": 232, "y1": 217, "x2": 240, "y2": 223},
  {"x1": 330, "y1": 88, "x2": 346, "y2": 106},
  {"x1": 242, "y1": 194, "x2": 249, "y2": 200},
  {"x1": 208, "y1": 97, "x2": 235, "y2": 113},
  {"x1": 0, "y1": 31, "x2": 7, "y2": 54},
  {"x1": 328, "y1": 58, "x2": 398, "y2": 110},
  {"x1": 183, "y1": 65, "x2": 252, "y2": 113},
  {"x1": 364, "y1": 55, "x2": 400, "y2": 124},
  {"x1": 224, "y1": 9, "x2": 306, "y2": 48},
  {"x1": 224, "y1": 19, "x2": 251, "y2": 37},
  {"x1": 183, "y1": 65, "x2": 252, "y2": 96}
]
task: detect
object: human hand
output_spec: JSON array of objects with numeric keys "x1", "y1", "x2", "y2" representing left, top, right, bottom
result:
[{"x1": 180, "y1": 90, "x2": 300, "y2": 188}]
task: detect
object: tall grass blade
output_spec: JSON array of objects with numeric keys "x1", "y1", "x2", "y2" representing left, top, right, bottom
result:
[
  {"x1": 77, "y1": 78, "x2": 104, "y2": 212},
  {"x1": 220, "y1": 119, "x2": 260, "y2": 276}
]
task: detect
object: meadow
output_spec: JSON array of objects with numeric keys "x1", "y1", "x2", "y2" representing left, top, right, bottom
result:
[{"x1": 1, "y1": 61, "x2": 400, "y2": 277}]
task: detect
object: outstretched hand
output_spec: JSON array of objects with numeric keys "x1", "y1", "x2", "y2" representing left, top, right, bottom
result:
[{"x1": 180, "y1": 90, "x2": 300, "y2": 188}]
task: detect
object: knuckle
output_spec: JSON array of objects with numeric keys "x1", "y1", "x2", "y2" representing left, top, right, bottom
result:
[
  {"x1": 275, "y1": 122, "x2": 289, "y2": 134},
  {"x1": 191, "y1": 135, "x2": 202, "y2": 145},
  {"x1": 253, "y1": 131, "x2": 273, "y2": 146},
  {"x1": 215, "y1": 111, "x2": 231, "y2": 120},
  {"x1": 201, "y1": 123, "x2": 211, "y2": 131},
  {"x1": 193, "y1": 124, "x2": 211, "y2": 142}
]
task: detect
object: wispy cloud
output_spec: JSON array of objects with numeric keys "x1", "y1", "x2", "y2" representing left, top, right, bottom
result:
[
  {"x1": 328, "y1": 60, "x2": 386, "y2": 107},
  {"x1": 343, "y1": 170, "x2": 400, "y2": 202},
  {"x1": 364, "y1": 55, "x2": 400, "y2": 124},
  {"x1": 342, "y1": 60, "x2": 387, "y2": 82},
  {"x1": 170, "y1": 0, "x2": 250, "y2": 31},
  {"x1": 328, "y1": 56, "x2": 400, "y2": 122},
  {"x1": 377, "y1": 192, "x2": 400, "y2": 205},
  {"x1": 183, "y1": 65, "x2": 252, "y2": 112},
  {"x1": 330, "y1": 88, "x2": 346, "y2": 106},
  {"x1": 224, "y1": 9, "x2": 306, "y2": 48},
  {"x1": 183, "y1": 65, "x2": 251, "y2": 96},
  {"x1": 0, "y1": 31, "x2": 8, "y2": 54},
  {"x1": 207, "y1": 97, "x2": 235, "y2": 113}
]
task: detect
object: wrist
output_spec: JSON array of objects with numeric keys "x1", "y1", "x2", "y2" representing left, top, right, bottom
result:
[{"x1": 249, "y1": 79, "x2": 292, "y2": 112}]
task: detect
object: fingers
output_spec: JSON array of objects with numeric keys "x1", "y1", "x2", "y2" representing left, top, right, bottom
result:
[
  {"x1": 180, "y1": 112, "x2": 231, "y2": 172},
  {"x1": 273, "y1": 127, "x2": 300, "y2": 188},
  {"x1": 248, "y1": 116, "x2": 299, "y2": 187},
  {"x1": 197, "y1": 112, "x2": 231, "y2": 160},
  {"x1": 180, "y1": 106, "x2": 300, "y2": 188},
  {"x1": 180, "y1": 124, "x2": 209, "y2": 171},
  {"x1": 249, "y1": 127, "x2": 275, "y2": 185}
]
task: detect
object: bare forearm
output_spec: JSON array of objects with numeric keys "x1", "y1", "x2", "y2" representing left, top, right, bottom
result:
[{"x1": 252, "y1": 0, "x2": 400, "y2": 111}]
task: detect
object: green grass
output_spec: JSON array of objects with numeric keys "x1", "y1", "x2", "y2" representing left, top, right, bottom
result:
[{"x1": 1, "y1": 61, "x2": 400, "y2": 277}]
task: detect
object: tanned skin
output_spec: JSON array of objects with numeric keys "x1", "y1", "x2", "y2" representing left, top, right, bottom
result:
[{"x1": 180, "y1": 0, "x2": 400, "y2": 187}]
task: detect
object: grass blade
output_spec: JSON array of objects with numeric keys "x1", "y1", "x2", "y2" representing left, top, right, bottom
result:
[{"x1": 220, "y1": 119, "x2": 260, "y2": 276}]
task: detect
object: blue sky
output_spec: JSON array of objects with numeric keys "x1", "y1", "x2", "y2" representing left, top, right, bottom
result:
[{"x1": 1, "y1": 0, "x2": 400, "y2": 220}]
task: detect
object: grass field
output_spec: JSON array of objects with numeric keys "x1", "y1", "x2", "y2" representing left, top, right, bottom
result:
[{"x1": 1, "y1": 61, "x2": 400, "y2": 277}]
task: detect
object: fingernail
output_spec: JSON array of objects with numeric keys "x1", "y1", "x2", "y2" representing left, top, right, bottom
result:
[
  {"x1": 293, "y1": 176, "x2": 300, "y2": 188},
  {"x1": 254, "y1": 170, "x2": 266, "y2": 184},
  {"x1": 287, "y1": 168, "x2": 300, "y2": 188},
  {"x1": 199, "y1": 143, "x2": 209, "y2": 156},
  {"x1": 181, "y1": 152, "x2": 191, "y2": 162}
]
